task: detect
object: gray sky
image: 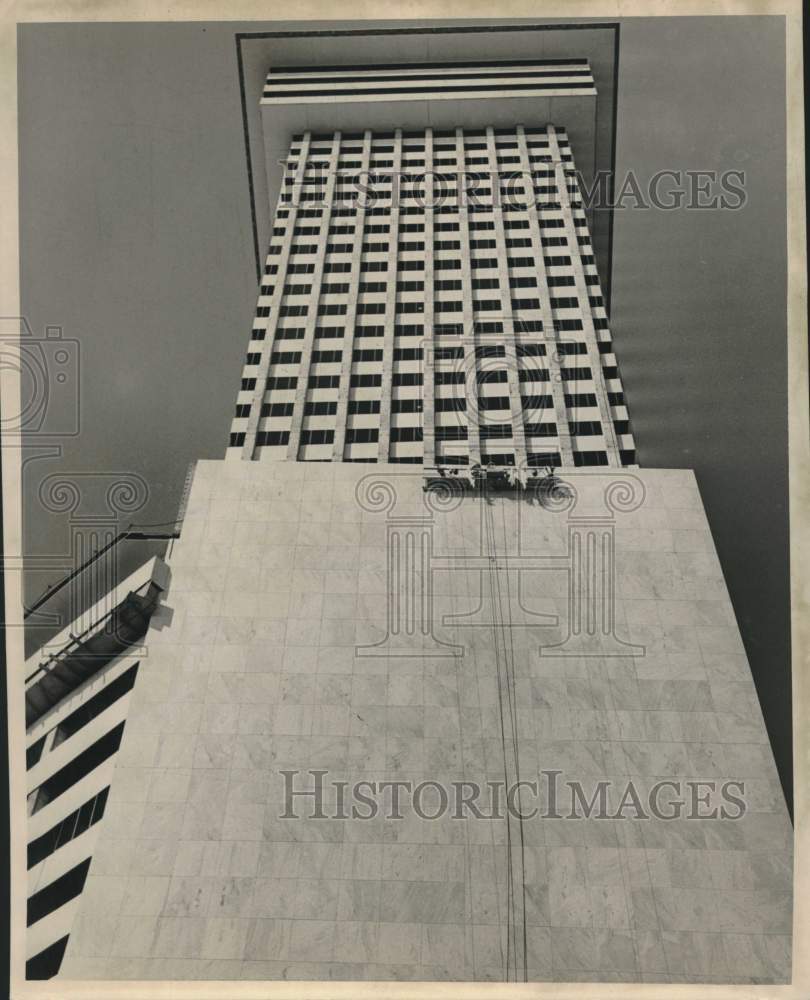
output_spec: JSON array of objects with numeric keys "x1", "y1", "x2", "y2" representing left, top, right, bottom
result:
[{"x1": 17, "y1": 16, "x2": 790, "y2": 807}]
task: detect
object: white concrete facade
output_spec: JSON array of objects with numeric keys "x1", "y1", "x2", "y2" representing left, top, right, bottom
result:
[{"x1": 58, "y1": 461, "x2": 792, "y2": 984}]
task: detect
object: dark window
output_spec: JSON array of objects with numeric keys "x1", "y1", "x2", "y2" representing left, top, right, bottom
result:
[
  {"x1": 435, "y1": 397, "x2": 466, "y2": 412},
  {"x1": 392, "y1": 372, "x2": 423, "y2": 386},
  {"x1": 479, "y1": 424, "x2": 513, "y2": 440},
  {"x1": 26, "y1": 737, "x2": 46, "y2": 770},
  {"x1": 392, "y1": 398, "x2": 423, "y2": 413},
  {"x1": 26, "y1": 935, "x2": 69, "y2": 980},
  {"x1": 271, "y1": 351, "x2": 302, "y2": 364},
  {"x1": 266, "y1": 376, "x2": 298, "y2": 390},
  {"x1": 435, "y1": 426, "x2": 468, "y2": 440},
  {"x1": 569, "y1": 421, "x2": 603, "y2": 436},
  {"x1": 28, "y1": 787, "x2": 110, "y2": 870},
  {"x1": 565, "y1": 393, "x2": 598, "y2": 406},
  {"x1": 478, "y1": 395, "x2": 511, "y2": 410},
  {"x1": 27, "y1": 858, "x2": 92, "y2": 926},
  {"x1": 524, "y1": 423, "x2": 558, "y2": 436},
  {"x1": 348, "y1": 399, "x2": 381, "y2": 414},
  {"x1": 391, "y1": 426, "x2": 423, "y2": 442},
  {"x1": 262, "y1": 402, "x2": 294, "y2": 417},
  {"x1": 301, "y1": 429, "x2": 335, "y2": 445},
  {"x1": 522, "y1": 394, "x2": 553, "y2": 409},
  {"x1": 518, "y1": 369, "x2": 550, "y2": 382},
  {"x1": 394, "y1": 348, "x2": 423, "y2": 361},
  {"x1": 256, "y1": 430, "x2": 290, "y2": 446},
  {"x1": 476, "y1": 369, "x2": 508, "y2": 384},
  {"x1": 29, "y1": 723, "x2": 125, "y2": 816},
  {"x1": 353, "y1": 349, "x2": 384, "y2": 362},
  {"x1": 51, "y1": 665, "x2": 139, "y2": 751},
  {"x1": 308, "y1": 375, "x2": 341, "y2": 389},
  {"x1": 305, "y1": 401, "x2": 338, "y2": 416},
  {"x1": 346, "y1": 428, "x2": 379, "y2": 444},
  {"x1": 229, "y1": 432, "x2": 245, "y2": 447},
  {"x1": 435, "y1": 371, "x2": 465, "y2": 385},
  {"x1": 351, "y1": 373, "x2": 383, "y2": 387},
  {"x1": 561, "y1": 368, "x2": 592, "y2": 381},
  {"x1": 312, "y1": 350, "x2": 342, "y2": 364}
]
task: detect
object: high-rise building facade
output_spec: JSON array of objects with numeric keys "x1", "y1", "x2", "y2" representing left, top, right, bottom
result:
[
  {"x1": 34, "y1": 58, "x2": 792, "y2": 986},
  {"x1": 23, "y1": 557, "x2": 170, "y2": 979},
  {"x1": 227, "y1": 122, "x2": 635, "y2": 469}
]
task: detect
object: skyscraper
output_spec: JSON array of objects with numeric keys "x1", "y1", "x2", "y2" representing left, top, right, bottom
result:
[{"x1": 39, "y1": 59, "x2": 792, "y2": 985}]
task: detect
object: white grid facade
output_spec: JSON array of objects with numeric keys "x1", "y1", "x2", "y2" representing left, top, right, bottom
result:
[{"x1": 228, "y1": 124, "x2": 635, "y2": 468}]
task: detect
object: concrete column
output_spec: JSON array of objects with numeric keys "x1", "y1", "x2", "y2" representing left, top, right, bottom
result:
[
  {"x1": 456, "y1": 128, "x2": 482, "y2": 468},
  {"x1": 286, "y1": 132, "x2": 342, "y2": 459},
  {"x1": 241, "y1": 132, "x2": 311, "y2": 459},
  {"x1": 422, "y1": 129, "x2": 436, "y2": 468},
  {"x1": 485, "y1": 126, "x2": 528, "y2": 472},
  {"x1": 376, "y1": 129, "x2": 403, "y2": 462},
  {"x1": 332, "y1": 131, "x2": 372, "y2": 460},
  {"x1": 547, "y1": 125, "x2": 620, "y2": 466},
  {"x1": 515, "y1": 125, "x2": 575, "y2": 466}
]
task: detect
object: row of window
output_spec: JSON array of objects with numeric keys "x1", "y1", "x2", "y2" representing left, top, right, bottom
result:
[{"x1": 240, "y1": 394, "x2": 625, "y2": 420}]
